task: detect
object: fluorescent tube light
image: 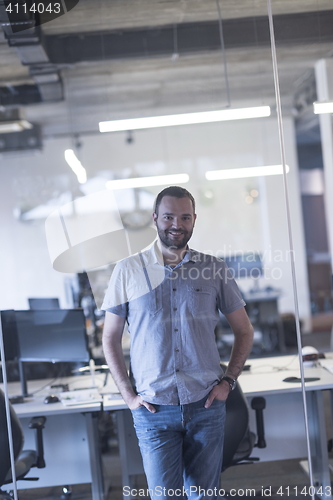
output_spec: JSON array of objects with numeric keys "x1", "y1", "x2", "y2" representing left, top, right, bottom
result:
[
  {"x1": 106, "y1": 173, "x2": 189, "y2": 190},
  {"x1": 313, "y1": 101, "x2": 333, "y2": 114},
  {"x1": 64, "y1": 149, "x2": 87, "y2": 184},
  {"x1": 99, "y1": 106, "x2": 271, "y2": 133},
  {"x1": 205, "y1": 164, "x2": 290, "y2": 180},
  {"x1": 0, "y1": 110, "x2": 32, "y2": 133}
]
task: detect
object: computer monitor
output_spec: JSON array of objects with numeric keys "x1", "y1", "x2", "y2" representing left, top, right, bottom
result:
[
  {"x1": 28, "y1": 298, "x2": 60, "y2": 310},
  {"x1": 0, "y1": 310, "x2": 20, "y2": 362},
  {"x1": 0, "y1": 310, "x2": 27, "y2": 401},
  {"x1": 16, "y1": 309, "x2": 90, "y2": 363},
  {"x1": 14, "y1": 309, "x2": 90, "y2": 396},
  {"x1": 224, "y1": 253, "x2": 263, "y2": 280}
]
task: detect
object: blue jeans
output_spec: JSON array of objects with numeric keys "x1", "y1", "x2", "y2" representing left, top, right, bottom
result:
[{"x1": 131, "y1": 397, "x2": 226, "y2": 500}]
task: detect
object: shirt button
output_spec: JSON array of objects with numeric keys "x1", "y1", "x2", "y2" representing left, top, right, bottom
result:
[
  {"x1": 175, "y1": 348, "x2": 179, "y2": 352},
  {"x1": 173, "y1": 288, "x2": 177, "y2": 291},
  {"x1": 173, "y1": 307, "x2": 177, "y2": 311},
  {"x1": 175, "y1": 328, "x2": 178, "y2": 332},
  {"x1": 176, "y1": 369, "x2": 179, "y2": 372}
]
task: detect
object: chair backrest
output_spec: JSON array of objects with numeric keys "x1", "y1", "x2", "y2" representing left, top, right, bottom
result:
[
  {"x1": 0, "y1": 389, "x2": 24, "y2": 486},
  {"x1": 222, "y1": 372, "x2": 251, "y2": 470}
]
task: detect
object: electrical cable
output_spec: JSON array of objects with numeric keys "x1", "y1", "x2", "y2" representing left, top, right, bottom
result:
[{"x1": 215, "y1": 0, "x2": 231, "y2": 107}]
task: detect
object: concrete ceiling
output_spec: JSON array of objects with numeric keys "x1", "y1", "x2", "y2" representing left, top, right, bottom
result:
[{"x1": 0, "y1": 0, "x2": 332, "y2": 138}]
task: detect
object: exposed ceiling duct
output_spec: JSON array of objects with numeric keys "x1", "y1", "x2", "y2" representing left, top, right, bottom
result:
[
  {"x1": 0, "y1": 84, "x2": 42, "y2": 106},
  {"x1": 0, "y1": 124, "x2": 42, "y2": 152},
  {"x1": 0, "y1": 1, "x2": 63, "y2": 103},
  {"x1": 0, "y1": 1, "x2": 332, "y2": 138},
  {"x1": 44, "y1": 10, "x2": 333, "y2": 64}
]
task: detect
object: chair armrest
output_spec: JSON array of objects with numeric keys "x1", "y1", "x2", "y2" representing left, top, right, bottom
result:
[
  {"x1": 251, "y1": 397, "x2": 266, "y2": 449},
  {"x1": 29, "y1": 416, "x2": 46, "y2": 468}
]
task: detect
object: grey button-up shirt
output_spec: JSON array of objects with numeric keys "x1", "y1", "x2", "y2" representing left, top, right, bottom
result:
[{"x1": 102, "y1": 240, "x2": 245, "y2": 405}]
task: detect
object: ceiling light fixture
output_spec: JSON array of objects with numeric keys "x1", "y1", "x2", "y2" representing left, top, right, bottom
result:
[
  {"x1": 313, "y1": 101, "x2": 333, "y2": 114},
  {"x1": 99, "y1": 106, "x2": 271, "y2": 133},
  {"x1": 205, "y1": 164, "x2": 290, "y2": 180},
  {"x1": 106, "y1": 173, "x2": 189, "y2": 190},
  {"x1": 64, "y1": 149, "x2": 87, "y2": 184},
  {"x1": 0, "y1": 108, "x2": 33, "y2": 134},
  {"x1": 0, "y1": 120, "x2": 33, "y2": 134}
]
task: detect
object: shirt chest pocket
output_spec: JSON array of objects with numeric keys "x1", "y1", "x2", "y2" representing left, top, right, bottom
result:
[
  {"x1": 186, "y1": 285, "x2": 215, "y2": 316},
  {"x1": 128, "y1": 286, "x2": 163, "y2": 315}
]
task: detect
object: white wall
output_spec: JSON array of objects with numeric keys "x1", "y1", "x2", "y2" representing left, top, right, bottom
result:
[
  {"x1": 0, "y1": 115, "x2": 311, "y2": 329},
  {"x1": 0, "y1": 141, "x2": 75, "y2": 310}
]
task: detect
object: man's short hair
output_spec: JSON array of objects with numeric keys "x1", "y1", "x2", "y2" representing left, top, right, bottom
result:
[{"x1": 154, "y1": 186, "x2": 196, "y2": 215}]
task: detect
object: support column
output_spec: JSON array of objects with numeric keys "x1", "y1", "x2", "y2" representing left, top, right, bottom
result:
[
  {"x1": 315, "y1": 59, "x2": 333, "y2": 266},
  {"x1": 315, "y1": 59, "x2": 333, "y2": 347}
]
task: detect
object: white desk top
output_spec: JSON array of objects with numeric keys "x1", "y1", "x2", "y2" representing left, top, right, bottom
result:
[
  {"x1": 239, "y1": 354, "x2": 333, "y2": 396},
  {"x1": 10, "y1": 396, "x2": 101, "y2": 418},
  {"x1": 3, "y1": 354, "x2": 333, "y2": 415},
  {"x1": 103, "y1": 354, "x2": 333, "y2": 410},
  {"x1": 1, "y1": 373, "x2": 113, "y2": 417},
  {"x1": 102, "y1": 394, "x2": 127, "y2": 411}
]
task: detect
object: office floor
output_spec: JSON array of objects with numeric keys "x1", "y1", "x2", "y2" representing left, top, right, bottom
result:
[
  {"x1": 7, "y1": 330, "x2": 333, "y2": 500},
  {"x1": 9, "y1": 449, "x2": 324, "y2": 500}
]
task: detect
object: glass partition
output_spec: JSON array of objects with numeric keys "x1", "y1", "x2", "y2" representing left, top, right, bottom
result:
[
  {"x1": 272, "y1": 1, "x2": 333, "y2": 497},
  {"x1": 1, "y1": 1, "x2": 332, "y2": 499}
]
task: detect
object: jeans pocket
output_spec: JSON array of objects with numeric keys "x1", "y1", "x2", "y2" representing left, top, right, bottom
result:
[
  {"x1": 131, "y1": 405, "x2": 146, "y2": 412},
  {"x1": 212, "y1": 398, "x2": 226, "y2": 405}
]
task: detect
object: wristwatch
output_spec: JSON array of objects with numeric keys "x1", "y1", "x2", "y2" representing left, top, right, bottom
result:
[{"x1": 221, "y1": 375, "x2": 237, "y2": 392}]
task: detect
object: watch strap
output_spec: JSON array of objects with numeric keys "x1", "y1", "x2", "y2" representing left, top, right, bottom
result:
[{"x1": 221, "y1": 375, "x2": 237, "y2": 391}]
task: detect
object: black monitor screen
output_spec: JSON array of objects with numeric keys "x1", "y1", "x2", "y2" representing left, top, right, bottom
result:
[
  {"x1": 0, "y1": 310, "x2": 20, "y2": 361},
  {"x1": 28, "y1": 298, "x2": 60, "y2": 310},
  {"x1": 15, "y1": 309, "x2": 90, "y2": 363},
  {"x1": 224, "y1": 253, "x2": 263, "y2": 279}
]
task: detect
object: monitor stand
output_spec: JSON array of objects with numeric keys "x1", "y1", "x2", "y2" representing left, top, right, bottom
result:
[
  {"x1": 251, "y1": 276, "x2": 260, "y2": 292},
  {"x1": 17, "y1": 360, "x2": 31, "y2": 401}
]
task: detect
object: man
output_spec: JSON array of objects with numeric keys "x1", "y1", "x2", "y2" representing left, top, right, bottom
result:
[{"x1": 102, "y1": 186, "x2": 253, "y2": 499}]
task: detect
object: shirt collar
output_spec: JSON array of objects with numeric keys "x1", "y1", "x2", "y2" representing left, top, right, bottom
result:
[
  {"x1": 188, "y1": 249, "x2": 201, "y2": 263},
  {"x1": 142, "y1": 239, "x2": 164, "y2": 266},
  {"x1": 143, "y1": 239, "x2": 201, "y2": 267}
]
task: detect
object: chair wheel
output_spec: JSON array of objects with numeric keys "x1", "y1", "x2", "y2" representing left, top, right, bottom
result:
[{"x1": 0, "y1": 491, "x2": 14, "y2": 500}]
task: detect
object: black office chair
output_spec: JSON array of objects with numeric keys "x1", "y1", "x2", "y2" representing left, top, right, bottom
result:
[
  {"x1": 222, "y1": 366, "x2": 266, "y2": 471},
  {"x1": 0, "y1": 389, "x2": 46, "y2": 500}
]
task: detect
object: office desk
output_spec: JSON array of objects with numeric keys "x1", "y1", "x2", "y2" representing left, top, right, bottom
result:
[
  {"x1": 3, "y1": 358, "x2": 333, "y2": 500},
  {"x1": 241, "y1": 355, "x2": 333, "y2": 498},
  {"x1": 103, "y1": 355, "x2": 333, "y2": 499},
  {"x1": 1, "y1": 375, "x2": 105, "y2": 500}
]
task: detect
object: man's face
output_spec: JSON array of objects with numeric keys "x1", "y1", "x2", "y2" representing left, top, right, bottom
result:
[{"x1": 153, "y1": 196, "x2": 196, "y2": 250}]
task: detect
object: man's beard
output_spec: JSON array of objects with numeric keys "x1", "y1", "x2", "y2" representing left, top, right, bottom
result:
[{"x1": 156, "y1": 223, "x2": 193, "y2": 250}]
